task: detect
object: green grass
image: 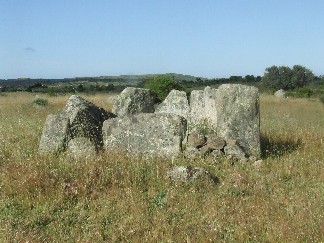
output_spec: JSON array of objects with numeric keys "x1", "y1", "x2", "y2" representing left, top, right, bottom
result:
[{"x1": 0, "y1": 92, "x2": 323, "y2": 242}]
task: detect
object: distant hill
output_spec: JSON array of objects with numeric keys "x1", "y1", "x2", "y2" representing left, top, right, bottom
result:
[{"x1": 0, "y1": 73, "x2": 206, "y2": 88}]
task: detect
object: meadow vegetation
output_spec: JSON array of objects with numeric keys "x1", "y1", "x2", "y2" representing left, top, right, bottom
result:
[{"x1": 0, "y1": 92, "x2": 323, "y2": 242}]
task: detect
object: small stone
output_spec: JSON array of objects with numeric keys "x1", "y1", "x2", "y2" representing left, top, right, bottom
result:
[
  {"x1": 167, "y1": 166, "x2": 218, "y2": 184},
  {"x1": 227, "y1": 139, "x2": 238, "y2": 146},
  {"x1": 207, "y1": 134, "x2": 226, "y2": 150},
  {"x1": 253, "y1": 160, "x2": 263, "y2": 170},
  {"x1": 184, "y1": 146, "x2": 201, "y2": 159},
  {"x1": 166, "y1": 166, "x2": 188, "y2": 181},
  {"x1": 274, "y1": 89, "x2": 286, "y2": 98},
  {"x1": 224, "y1": 144, "x2": 247, "y2": 162},
  {"x1": 199, "y1": 145, "x2": 213, "y2": 157},
  {"x1": 187, "y1": 131, "x2": 206, "y2": 148},
  {"x1": 209, "y1": 149, "x2": 225, "y2": 160}
]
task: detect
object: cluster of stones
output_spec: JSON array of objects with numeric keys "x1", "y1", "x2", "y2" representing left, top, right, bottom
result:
[
  {"x1": 154, "y1": 85, "x2": 261, "y2": 161},
  {"x1": 185, "y1": 131, "x2": 254, "y2": 162},
  {"x1": 39, "y1": 84, "x2": 261, "y2": 163},
  {"x1": 38, "y1": 95, "x2": 116, "y2": 158}
]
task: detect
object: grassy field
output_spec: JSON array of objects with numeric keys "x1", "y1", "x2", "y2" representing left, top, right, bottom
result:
[{"x1": 0, "y1": 92, "x2": 323, "y2": 242}]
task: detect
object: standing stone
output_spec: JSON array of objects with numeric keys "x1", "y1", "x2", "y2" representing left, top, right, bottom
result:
[
  {"x1": 203, "y1": 86, "x2": 218, "y2": 128},
  {"x1": 39, "y1": 95, "x2": 115, "y2": 154},
  {"x1": 216, "y1": 84, "x2": 261, "y2": 159},
  {"x1": 155, "y1": 90, "x2": 190, "y2": 119},
  {"x1": 62, "y1": 95, "x2": 115, "y2": 148},
  {"x1": 102, "y1": 113, "x2": 187, "y2": 158},
  {"x1": 67, "y1": 137, "x2": 96, "y2": 158},
  {"x1": 189, "y1": 86, "x2": 218, "y2": 130},
  {"x1": 112, "y1": 87, "x2": 157, "y2": 117},
  {"x1": 38, "y1": 114, "x2": 70, "y2": 154},
  {"x1": 189, "y1": 90, "x2": 205, "y2": 126}
]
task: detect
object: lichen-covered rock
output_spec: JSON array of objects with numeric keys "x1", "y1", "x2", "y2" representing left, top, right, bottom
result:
[
  {"x1": 39, "y1": 95, "x2": 114, "y2": 154},
  {"x1": 103, "y1": 113, "x2": 187, "y2": 158},
  {"x1": 167, "y1": 166, "x2": 218, "y2": 184},
  {"x1": 216, "y1": 84, "x2": 261, "y2": 159},
  {"x1": 189, "y1": 90, "x2": 205, "y2": 126},
  {"x1": 39, "y1": 114, "x2": 70, "y2": 154},
  {"x1": 112, "y1": 87, "x2": 157, "y2": 117},
  {"x1": 189, "y1": 86, "x2": 218, "y2": 130},
  {"x1": 62, "y1": 95, "x2": 115, "y2": 148},
  {"x1": 155, "y1": 89, "x2": 190, "y2": 119},
  {"x1": 183, "y1": 147, "x2": 201, "y2": 159},
  {"x1": 210, "y1": 149, "x2": 225, "y2": 160},
  {"x1": 224, "y1": 144, "x2": 247, "y2": 161},
  {"x1": 67, "y1": 137, "x2": 96, "y2": 158},
  {"x1": 206, "y1": 134, "x2": 226, "y2": 150},
  {"x1": 274, "y1": 89, "x2": 286, "y2": 98},
  {"x1": 187, "y1": 131, "x2": 206, "y2": 148}
]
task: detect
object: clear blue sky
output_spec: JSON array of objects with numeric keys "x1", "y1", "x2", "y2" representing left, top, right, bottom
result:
[{"x1": 1, "y1": 0, "x2": 324, "y2": 79}]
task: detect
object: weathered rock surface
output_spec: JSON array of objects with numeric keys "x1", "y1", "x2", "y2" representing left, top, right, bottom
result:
[
  {"x1": 39, "y1": 95, "x2": 114, "y2": 154},
  {"x1": 103, "y1": 113, "x2": 187, "y2": 158},
  {"x1": 274, "y1": 89, "x2": 286, "y2": 98},
  {"x1": 187, "y1": 131, "x2": 206, "y2": 148},
  {"x1": 216, "y1": 84, "x2": 261, "y2": 159},
  {"x1": 67, "y1": 137, "x2": 96, "y2": 158},
  {"x1": 189, "y1": 86, "x2": 218, "y2": 130},
  {"x1": 155, "y1": 89, "x2": 190, "y2": 119},
  {"x1": 39, "y1": 114, "x2": 70, "y2": 154},
  {"x1": 112, "y1": 87, "x2": 157, "y2": 117},
  {"x1": 183, "y1": 147, "x2": 201, "y2": 159},
  {"x1": 224, "y1": 144, "x2": 247, "y2": 162},
  {"x1": 167, "y1": 166, "x2": 218, "y2": 184},
  {"x1": 62, "y1": 95, "x2": 115, "y2": 148},
  {"x1": 206, "y1": 134, "x2": 226, "y2": 150}
]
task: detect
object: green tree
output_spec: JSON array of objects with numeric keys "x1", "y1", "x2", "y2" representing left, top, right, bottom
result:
[
  {"x1": 291, "y1": 65, "x2": 314, "y2": 88},
  {"x1": 144, "y1": 74, "x2": 182, "y2": 100},
  {"x1": 261, "y1": 65, "x2": 314, "y2": 90}
]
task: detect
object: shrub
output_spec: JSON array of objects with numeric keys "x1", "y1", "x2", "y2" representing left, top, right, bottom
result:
[
  {"x1": 319, "y1": 95, "x2": 324, "y2": 104},
  {"x1": 144, "y1": 74, "x2": 183, "y2": 100},
  {"x1": 295, "y1": 87, "x2": 313, "y2": 98},
  {"x1": 32, "y1": 97, "x2": 48, "y2": 106}
]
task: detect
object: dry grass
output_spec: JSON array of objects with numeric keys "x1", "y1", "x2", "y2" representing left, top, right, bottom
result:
[{"x1": 0, "y1": 92, "x2": 323, "y2": 242}]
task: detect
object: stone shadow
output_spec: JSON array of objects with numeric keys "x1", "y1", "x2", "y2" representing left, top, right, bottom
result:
[{"x1": 260, "y1": 133, "x2": 301, "y2": 159}]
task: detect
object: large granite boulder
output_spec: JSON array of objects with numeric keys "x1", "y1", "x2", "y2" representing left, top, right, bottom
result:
[
  {"x1": 38, "y1": 114, "x2": 70, "y2": 154},
  {"x1": 39, "y1": 95, "x2": 115, "y2": 154},
  {"x1": 155, "y1": 89, "x2": 190, "y2": 119},
  {"x1": 189, "y1": 86, "x2": 218, "y2": 130},
  {"x1": 102, "y1": 113, "x2": 187, "y2": 158},
  {"x1": 215, "y1": 84, "x2": 260, "y2": 159},
  {"x1": 112, "y1": 87, "x2": 157, "y2": 117},
  {"x1": 62, "y1": 95, "x2": 115, "y2": 148},
  {"x1": 67, "y1": 137, "x2": 96, "y2": 159}
]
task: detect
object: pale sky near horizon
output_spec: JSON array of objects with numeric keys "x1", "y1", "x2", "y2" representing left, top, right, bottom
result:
[{"x1": 1, "y1": 0, "x2": 324, "y2": 79}]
